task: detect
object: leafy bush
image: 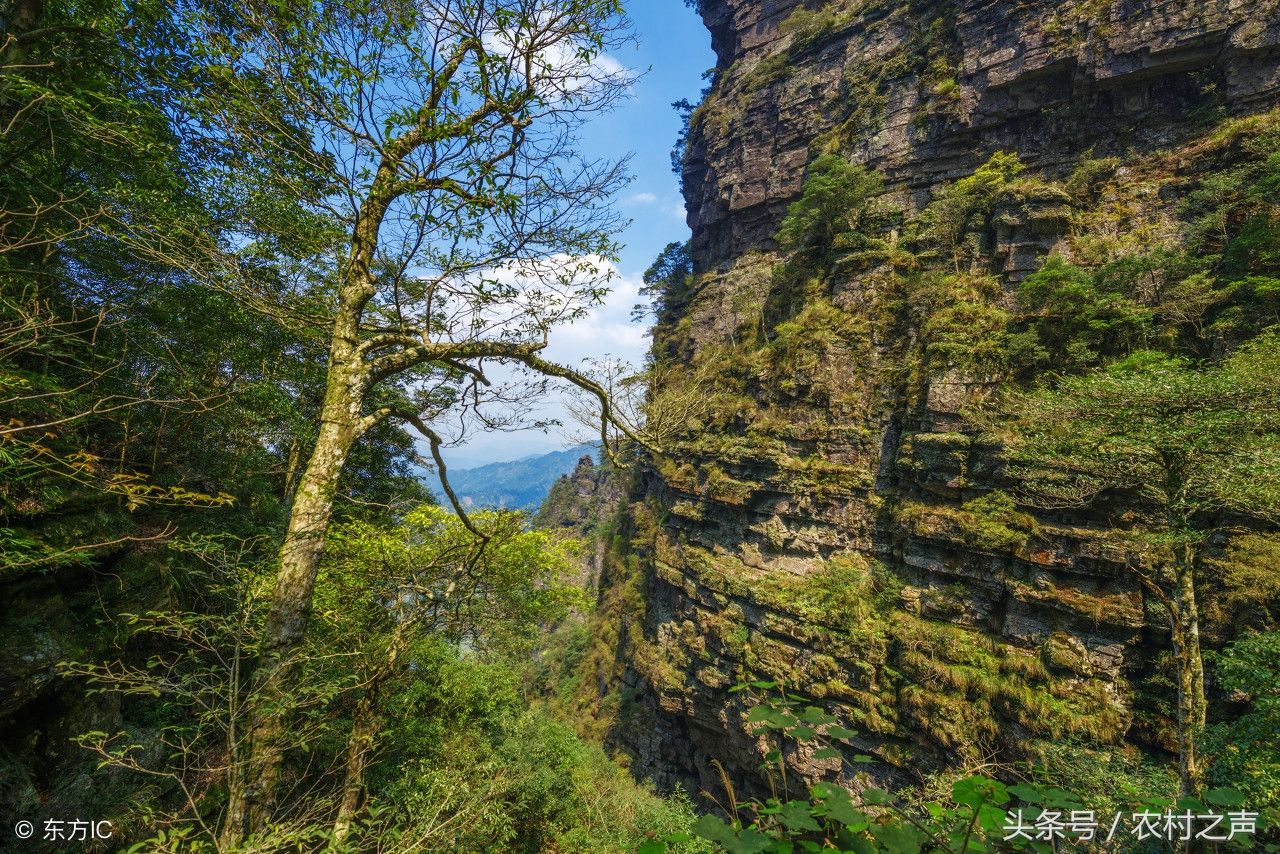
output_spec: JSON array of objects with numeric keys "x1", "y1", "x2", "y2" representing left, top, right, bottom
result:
[
  {"x1": 1205, "y1": 632, "x2": 1280, "y2": 817},
  {"x1": 1015, "y1": 255, "x2": 1150, "y2": 370},
  {"x1": 918, "y1": 151, "x2": 1024, "y2": 268},
  {"x1": 777, "y1": 156, "x2": 890, "y2": 264}
]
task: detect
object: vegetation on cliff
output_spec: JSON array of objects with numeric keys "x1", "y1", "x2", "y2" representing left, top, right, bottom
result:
[
  {"x1": 6, "y1": 0, "x2": 1280, "y2": 849},
  {"x1": 616, "y1": 96, "x2": 1280, "y2": 846}
]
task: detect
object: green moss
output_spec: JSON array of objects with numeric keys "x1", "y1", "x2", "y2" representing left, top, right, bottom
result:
[
  {"x1": 743, "y1": 1, "x2": 870, "y2": 90},
  {"x1": 774, "y1": 453, "x2": 873, "y2": 497},
  {"x1": 1012, "y1": 579, "x2": 1142, "y2": 627},
  {"x1": 779, "y1": 3, "x2": 859, "y2": 53},
  {"x1": 700, "y1": 464, "x2": 760, "y2": 505},
  {"x1": 1043, "y1": 0, "x2": 1114, "y2": 47},
  {"x1": 890, "y1": 615, "x2": 1126, "y2": 754},
  {"x1": 1064, "y1": 154, "x2": 1122, "y2": 201},
  {"x1": 754, "y1": 552, "x2": 878, "y2": 628},
  {"x1": 816, "y1": 4, "x2": 959, "y2": 153},
  {"x1": 1201, "y1": 533, "x2": 1280, "y2": 637},
  {"x1": 895, "y1": 432, "x2": 972, "y2": 485},
  {"x1": 1041, "y1": 631, "x2": 1094, "y2": 677},
  {"x1": 664, "y1": 541, "x2": 1124, "y2": 760},
  {"x1": 894, "y1": 491, "x2": 1039, "y2": 554}
]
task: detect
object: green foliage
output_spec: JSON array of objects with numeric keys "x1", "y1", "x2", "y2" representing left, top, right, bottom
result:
[
  {"x1": 1024, "y1": 742, "x2": 1179, "y2": 820},
  {"x1": 10, "y1": 3, "x2": 1280, "y2": 846},
  {"x1": 640, "y1": 241, "x2": 696, "y2": 330},
  {"x1": 631, "y1": 102, "x2": 1280, "y2": 852},
  {"x1": 1010, "y1": 250, "x2": 1235, "y2": 373},
  {"x1": 672, "y1": 542, "x2": 1125, "y2": 757},
  {"x1": 997, "y1": 336, "x2": 1280, "y2": 795},
  {"x1": 1205, "y1": 632, "x2": 1280, "y2": 815},
  {"x1": 754, "y1": 298, "x2": 869, "y2": 404},
  {"x1": 1000, "y1": 338, "x2": 1280, "y2": 521},
  {"x1": 757, "y1": 553, "x2": 877, "y2": 628},
  {"x1": 652, "y1": 683, "x2": 1103, "y2": 854},
  {"x1": 364, "y1": 647, "x2": 707, "y2": 853},
  {"x1": 1183, "y1": 122, "x2": 1280, "y2": 271},
  {"x1": 1063, "y1": 155, "x2": 1122, "y2": 201},
  {"x1": 321, "y1": 506, "x2": 586, "y2": 653},
  {"x1": 1, "y1": 0, "x2": 422, "y2": 828},
  {"x1": 532, "y1": 502, "x2": 662, "y2": 743},
  {"x1": 777, "y1": 156, "x2": 891, "y2": 265},
  {"x1": 67, "y1": 505, "x2": 705, "y2": 852},
  {"x1": 1015, "y1": 255, "x2": 1150, "y2": 369},
  {"x1": 903, "y1": 272, "x2": 1014, "y2": 377},
  {"x1": 919, "y1": 151, "x2": 1025, "y2": 267},
  {"x1": 1202, "y1": 533, "x2": 1280, "y2": 636}
]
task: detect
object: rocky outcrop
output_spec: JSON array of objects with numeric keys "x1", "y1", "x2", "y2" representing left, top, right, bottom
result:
[
  {"x1": 535, "y1": 456, "x2": 627, "y2": 590},
  {"x1": 685, "y1": 0, "x2": 1280, "y2": 269},
  {"x1": 535, "y1": 456, "x2": 621, "y2": 534},
  {"x1": 606, "y1": 0, "x2": 1280, "y2": 804}
]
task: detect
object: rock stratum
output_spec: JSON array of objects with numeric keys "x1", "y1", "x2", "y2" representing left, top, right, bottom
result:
[
  {"x1": 688, "y1": 0, "x2": 1280, "y2": 270},
  {"x1": 582, "y1": 0, "x2": 1280, "y2": 805}
]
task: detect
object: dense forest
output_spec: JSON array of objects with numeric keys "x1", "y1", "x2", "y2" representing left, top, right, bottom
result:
[
  {"x1": 0, "y1": 0, "x2": 701, "y2": 849},
  {"x1": 2, "y1": 0, "x2": 1279, "y2": 852}
]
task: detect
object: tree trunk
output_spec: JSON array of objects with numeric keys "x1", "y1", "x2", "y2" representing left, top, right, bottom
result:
[
  {"x1": 222, "y1": 183, "x2": 389, "y2": 846},
  {"x1": 1171, "y1": 556, "x2": 1206, "y2": 799},
  {"x1": 333, "y1": 620, "x2": 411, "y2": 843},
  {"x1": 283, "y1": 438, "x2": 302, "y2": 511},
  {"x1": 222, "y1": 356, "x2": 367, "y2": 845},
  {"x1": 1158, "y1": 473, "x2": 1206, "y2": 802},
  {"x1": 332, "y1": 693, "x2": 380, "y2": 844}
]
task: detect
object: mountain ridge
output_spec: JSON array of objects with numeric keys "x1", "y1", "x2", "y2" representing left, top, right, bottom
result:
[{"x1": 427, "y1": 444, "x2": 600, "y2": 511}]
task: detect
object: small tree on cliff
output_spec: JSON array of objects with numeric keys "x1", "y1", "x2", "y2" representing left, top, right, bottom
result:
[
  {"x1": 163, "y1": 0, "x2": 644, "y2": 842},
  {"x1": 776, "y1": 154, "x2": 887, "y2": 265},
  {"x1": 992, "y1": 337, "x2": 1280, "y2": 797}
]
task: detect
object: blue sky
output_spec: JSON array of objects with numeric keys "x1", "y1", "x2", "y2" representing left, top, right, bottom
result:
[
  {"x1": 589, "y1": 1, "x2": 712, "y2": 275},
  {"x1": 438, "y1": 1, "x2": 714, "y2": 469}
]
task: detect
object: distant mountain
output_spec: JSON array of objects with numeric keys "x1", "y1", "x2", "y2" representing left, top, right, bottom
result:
[{"x1": 427, "y1": 444, "x2": 599, "y2": 511}]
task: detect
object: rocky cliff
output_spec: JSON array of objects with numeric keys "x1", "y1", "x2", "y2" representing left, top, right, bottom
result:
[
  {"x1": 687, "y1": 0, "x2": 1280, "y2": 270},
  {"x1": 598, "y1": 0, "x2": 1280, "y2": 805}
]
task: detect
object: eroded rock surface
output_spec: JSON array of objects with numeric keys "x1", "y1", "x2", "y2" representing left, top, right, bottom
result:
[{"x1": 607, "y1": 0, "x2": 1280, "y2": 801}]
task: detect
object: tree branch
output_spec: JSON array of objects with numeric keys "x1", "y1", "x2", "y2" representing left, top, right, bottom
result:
[{"x1": 394, "y1": 411, "x2": 487, "y2": 542}]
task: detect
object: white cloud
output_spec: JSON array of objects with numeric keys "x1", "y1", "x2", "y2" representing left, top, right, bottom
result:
[
  {"x1": 543, "y1": 266, "x2": 648, "y2": 367},
  {"x1": 479, "y1": 22, "x2": 632, "y2": 100},
  {"x1": 591, "y1": 52, "x2": 628, "y2": 81},
  {"x1": 664, "y1": 201, "x2": 687, "y2": 221},
  {"x1": 624, "y1": 191, "x2": 658, "y2": 206},
  {"x1": 464, "y1": 253, "x2": 647, "y2": 369}
]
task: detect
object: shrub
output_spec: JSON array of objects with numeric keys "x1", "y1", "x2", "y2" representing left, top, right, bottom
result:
[
  {"x1": 777, "y1": 156, "x2": 890, "y2": 263},
  {"x1": 1205, "y1": 632, "x2": 1280, "y2": 816}
]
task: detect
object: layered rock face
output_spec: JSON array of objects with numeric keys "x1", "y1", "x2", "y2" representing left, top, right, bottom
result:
[
  {"x1": 688, "y1": 0, "x2": 1280, "y2": 269},
  {"x1": 607, "y1": 0, "x2": 1280, "y2": 801},
  {"x1": 536, "y1": 455, "x2": 626, "y2": 589}
]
